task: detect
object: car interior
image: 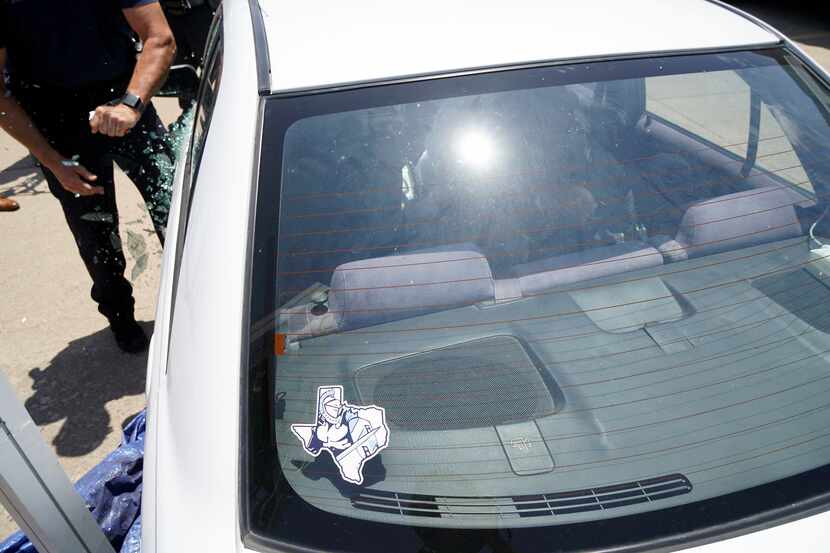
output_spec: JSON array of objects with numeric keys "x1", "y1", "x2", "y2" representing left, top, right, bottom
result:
[{"x1": 277, "y1": 75, "x2": 817, "y2": 336}]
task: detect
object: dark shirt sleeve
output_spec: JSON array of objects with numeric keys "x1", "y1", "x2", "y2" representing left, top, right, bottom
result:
[
  {"x1": 0, "y1": 5, "x2": 6, "y2": 50},
  {"x1": 120, "y1": 0, "x2": 158, "y2": 8}
]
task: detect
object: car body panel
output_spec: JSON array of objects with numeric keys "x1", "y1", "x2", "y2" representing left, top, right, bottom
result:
[
  {"x1": 140, "y1": 113, "x2": 187, "y2": 553},
  {"x1": 257, "y1": 0, "x2": 778, "y2": 94},
  {"x1": 142, "y1": 0, "x2": 260, "y2": 551},
  {"x1": 143, "y1": 1, "x2": 830, "y2": 552},
  {"x1": 685, "y1": 508, "x2": 830, "y2": 552}
]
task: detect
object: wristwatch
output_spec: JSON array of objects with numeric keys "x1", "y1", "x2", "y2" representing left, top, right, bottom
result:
[{"x1": 119, "y1": 92, "x2": 145, "y2": 115}]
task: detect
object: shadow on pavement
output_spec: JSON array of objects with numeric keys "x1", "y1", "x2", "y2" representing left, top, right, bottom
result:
[
  {"x1": 0, "y1": 154, "x2": 38, "y2": 182},
  {"x1": 0, "y1": 154, "x2": 45, "y2": 199},
  {"x1": 23, "y1": 322, "x2": 151, "y2": 457}
]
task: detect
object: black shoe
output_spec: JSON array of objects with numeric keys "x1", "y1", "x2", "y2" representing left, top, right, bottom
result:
[{"x1": 109, "y1": 316, "x2": 149, "y2": 354}]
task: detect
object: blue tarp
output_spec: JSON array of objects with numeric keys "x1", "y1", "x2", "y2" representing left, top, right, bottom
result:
[{"x1": 0, "y1": 410, "x2": 146, "y2": 553}]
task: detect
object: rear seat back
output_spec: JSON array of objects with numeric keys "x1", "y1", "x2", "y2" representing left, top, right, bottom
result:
[
  {"x1": 512, "y1": 242, "x2": 664, "y2": 295},
  {"x1": 328, "y1": 248, "x2": 494, "y2": 331},
  {"x1": 655, "y1": 185, "x2": 809, "y2": 262},
  {"x1": 326, "y1": 242, "x2": 670, "y2": 331}
]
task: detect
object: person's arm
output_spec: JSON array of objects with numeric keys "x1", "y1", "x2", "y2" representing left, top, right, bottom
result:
[
  {"x1": 90, "y1": 2, "x2": 175, "y2": 137},
  {"x1": 0, "y1": 49, "x2": 103, "y2": 195}
]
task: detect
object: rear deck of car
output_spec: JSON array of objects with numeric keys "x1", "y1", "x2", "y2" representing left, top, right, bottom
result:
[{"x1": 278, "y1": 237, "x2": 830, "y2": 526}]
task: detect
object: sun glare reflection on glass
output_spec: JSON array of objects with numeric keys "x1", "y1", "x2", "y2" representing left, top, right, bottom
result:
[{"x1": 455, "y1": 129, "x2": 497, "y2": 170}]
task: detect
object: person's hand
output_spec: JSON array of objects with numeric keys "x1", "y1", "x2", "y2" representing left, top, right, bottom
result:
[
  {"x1": 45, "y1": 159, "x2": 104, "y2": 196},
  {"x1": 90, "y1": 104, "x2": 141, "y2": 137}
]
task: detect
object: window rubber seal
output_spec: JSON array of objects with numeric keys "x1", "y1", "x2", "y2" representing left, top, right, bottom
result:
[{"x1": 248, "y1": 0, "x2": 272, "y2": 95}]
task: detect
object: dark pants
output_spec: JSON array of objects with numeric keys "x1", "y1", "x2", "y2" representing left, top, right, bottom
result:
[{"x1": 14, "y1": 78, "x2": 173, "y2": 321}]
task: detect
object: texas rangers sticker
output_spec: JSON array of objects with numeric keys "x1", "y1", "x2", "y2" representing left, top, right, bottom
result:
[{"x1": 291, "y1": 385, "x2": 390, "y2": 485}]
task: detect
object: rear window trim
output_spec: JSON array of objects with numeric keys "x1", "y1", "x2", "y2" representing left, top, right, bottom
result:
[{"x1": 264, "y1": 41, "x2": 782, "y2": 99}]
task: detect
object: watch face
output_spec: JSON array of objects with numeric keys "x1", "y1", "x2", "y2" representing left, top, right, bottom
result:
[{"x1": 123, "y1": 93, "x2": 142, "y2": 111}]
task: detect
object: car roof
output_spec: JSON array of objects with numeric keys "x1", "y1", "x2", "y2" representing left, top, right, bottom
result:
[{"x1": 254, "y1": 0, "x2": 779, "y2": 94}]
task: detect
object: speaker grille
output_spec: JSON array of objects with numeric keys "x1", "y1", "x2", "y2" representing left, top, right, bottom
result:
[
  {"x1": 350, "y1": 474, "x2": 693, "y2": 520},
  {"x1": 355, "y1": 335, "x2": 556, "y2": 430}
]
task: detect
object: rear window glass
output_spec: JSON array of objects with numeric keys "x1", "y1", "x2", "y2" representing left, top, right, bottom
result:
[
  {"x1": 647, "y1": 70, "x2": 814, "y2": 192},
  {"x1": 246, "y1": 49, "x2": 830, "y2": 553}
]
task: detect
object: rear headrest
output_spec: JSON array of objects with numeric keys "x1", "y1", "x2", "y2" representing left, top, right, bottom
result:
[
  {"x1": 328, "y1": 248, "x2": 494, "y2": 331},
  {"x1": 660, "y1": 186, "x2": 808, "y2": 261}
]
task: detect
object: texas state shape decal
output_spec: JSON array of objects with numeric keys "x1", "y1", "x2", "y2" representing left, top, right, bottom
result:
[{"x1": 291, "y1": 385, "x2": 390, "y2": 485}]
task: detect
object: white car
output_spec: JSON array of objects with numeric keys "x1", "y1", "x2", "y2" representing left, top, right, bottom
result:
[{"x1": 143, "y1": 1, "x2": 830, "y2": 551}]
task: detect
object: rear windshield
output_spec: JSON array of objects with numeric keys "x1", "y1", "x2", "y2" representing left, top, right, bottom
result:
[{"x1": 246, "y1": 48, "x2": 830, "y2": 552}]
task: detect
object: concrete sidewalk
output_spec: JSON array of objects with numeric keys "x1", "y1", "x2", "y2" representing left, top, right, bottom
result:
[
  {"x1": 0, "y1": 98, "x2": 180, "y2": 538},
  {"x1": 1, "y1": 2, "x2": 830, "y2": 542}
]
